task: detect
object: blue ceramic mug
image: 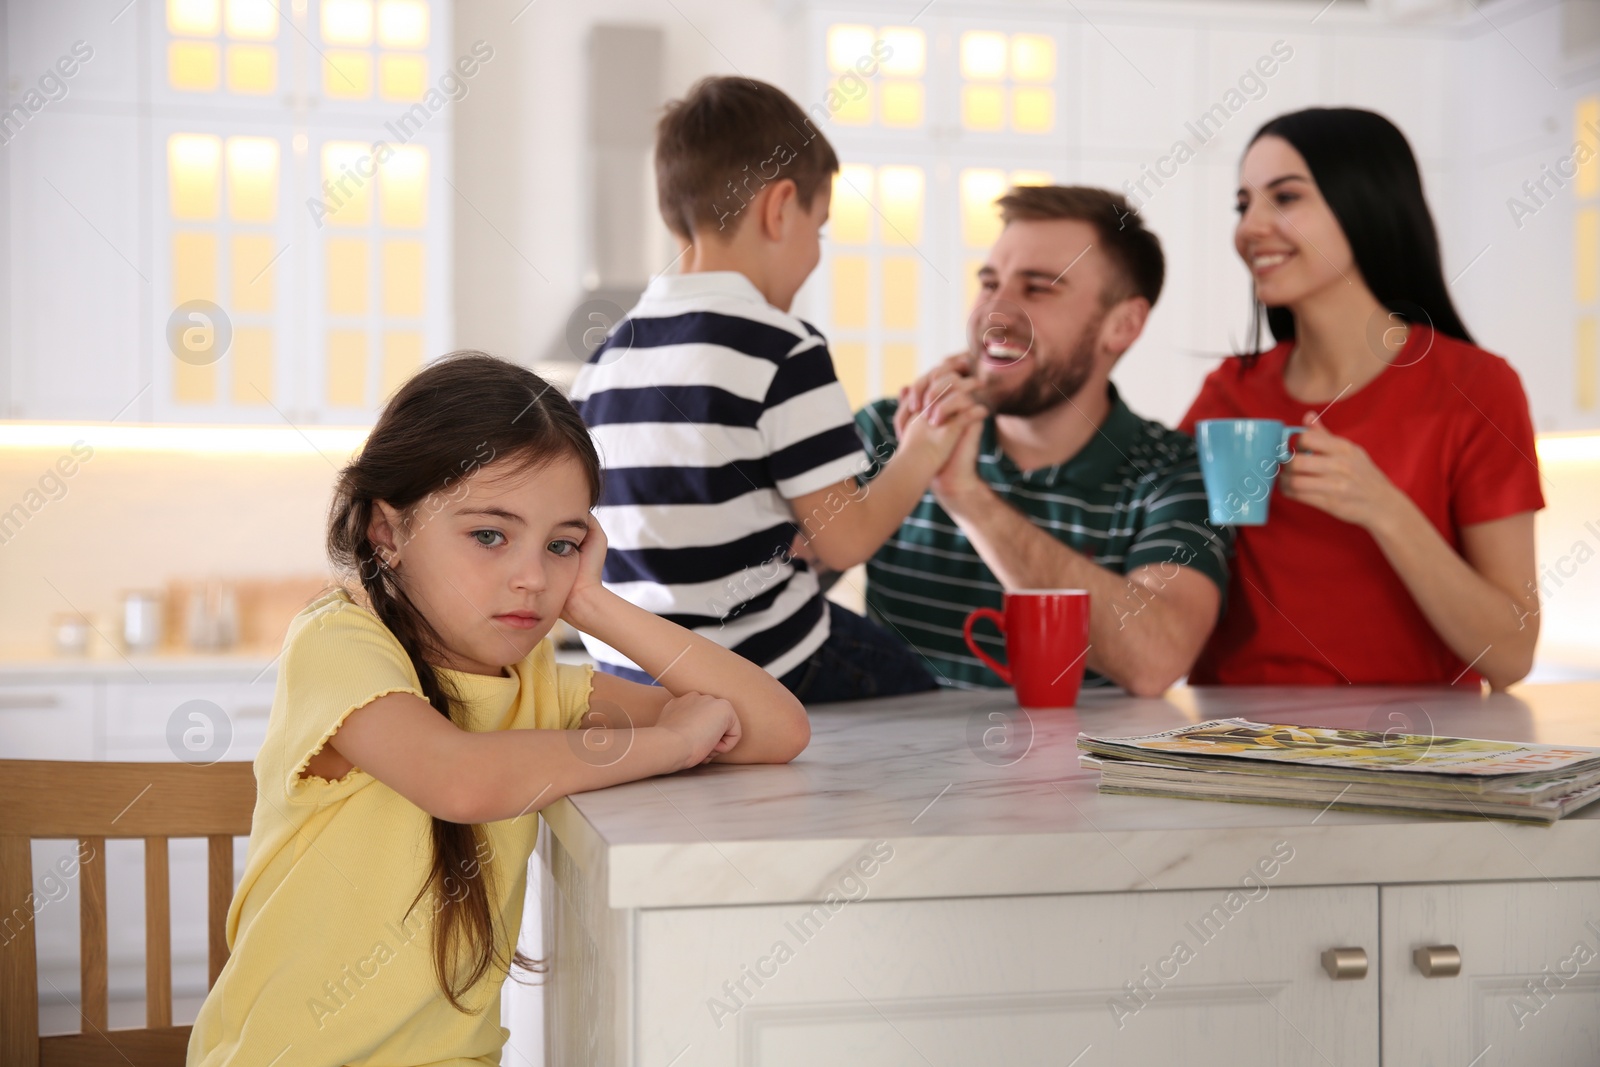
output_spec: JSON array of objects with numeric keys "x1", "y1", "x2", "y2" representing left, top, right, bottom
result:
[{"x1": 1196, "y1": 419, "x2": 1306, "y2": 526}]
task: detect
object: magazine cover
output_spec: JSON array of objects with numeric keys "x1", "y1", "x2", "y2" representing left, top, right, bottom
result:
[{"x1": 1078, "y1": 719, "x2": 1600, "y2": 779}]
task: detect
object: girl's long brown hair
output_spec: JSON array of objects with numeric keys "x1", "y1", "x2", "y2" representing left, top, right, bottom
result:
[{"x1": 327, "y1": 351, "x2": 601, "y2": 1012}]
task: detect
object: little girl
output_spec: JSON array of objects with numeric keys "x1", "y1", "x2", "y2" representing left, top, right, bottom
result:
[{"x1": 187, "y1": 352, "x2": 809, "y2": 1067}]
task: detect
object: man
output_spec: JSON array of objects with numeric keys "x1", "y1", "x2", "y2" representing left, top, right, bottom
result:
[{"x1": 853, "y1": 186, "x2": 1229, "y2": 696}]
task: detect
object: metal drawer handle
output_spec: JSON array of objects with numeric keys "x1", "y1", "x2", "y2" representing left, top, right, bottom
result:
[
  {"x1": 0, "y1": 693, "x2": 62, "y2": 710},
  {"x1": 1414, "y1": 945, "x2": 1461, "y2": 978},
  {"x1": 1321, "y1": 947, "x2": 1368, "y2": 980}
]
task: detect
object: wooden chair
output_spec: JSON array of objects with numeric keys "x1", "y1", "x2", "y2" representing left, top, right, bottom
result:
[{"x1": 0, "y1": 760, "x2": 256, "y2": 1067}]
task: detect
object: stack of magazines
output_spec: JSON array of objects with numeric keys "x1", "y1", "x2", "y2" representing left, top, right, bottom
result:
[{"x1": 1077, "y1": 719, "x2": 1600, "y2": 825}]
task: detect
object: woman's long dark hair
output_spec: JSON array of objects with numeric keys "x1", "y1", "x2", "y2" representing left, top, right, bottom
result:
[
  {"x1": 1241, "y1": 107, "x2": 1474, "y2": 358},
  {"x1": 327, "y1": 351, "x2": 601, "y2": 1012}
]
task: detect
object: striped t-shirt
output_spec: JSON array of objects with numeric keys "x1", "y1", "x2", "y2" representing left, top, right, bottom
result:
[
  {"x1": 855, "y1": 388, "x2": 1231, "y2": 690},
  {"x1": 569, "y1": 271, "x2": 866, "y2": 680}
]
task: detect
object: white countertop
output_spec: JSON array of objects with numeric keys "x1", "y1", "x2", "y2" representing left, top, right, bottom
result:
[{"x1": 543, "y1": 683, "x2": 1600, "y2": 909}]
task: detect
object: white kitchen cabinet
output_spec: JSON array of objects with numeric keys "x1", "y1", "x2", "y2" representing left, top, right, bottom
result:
[
  {"x1": 0, "y1": 681, "x2": 96, "y2": 759},
  {"x1": 1381, "y1": 880, "x2": 1600, "y2": 1067},
  {"x1": 560, "y1": 854, "x2": 1381, "y2": 1067}
]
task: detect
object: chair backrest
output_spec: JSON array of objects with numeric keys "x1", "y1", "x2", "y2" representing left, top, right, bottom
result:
[{"x1": 0, "y1": 760, "x2": 257, "y2": 1067}]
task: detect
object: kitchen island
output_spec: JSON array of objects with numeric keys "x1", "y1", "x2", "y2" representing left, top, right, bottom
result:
[{"x1": 540, "y1": 683, "x2": 1600, "y2": 1067}]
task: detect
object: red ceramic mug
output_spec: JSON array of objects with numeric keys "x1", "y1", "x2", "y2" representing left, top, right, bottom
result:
[{"x1": 963, "y1": 590, "x2": 1091, "y2": 708}]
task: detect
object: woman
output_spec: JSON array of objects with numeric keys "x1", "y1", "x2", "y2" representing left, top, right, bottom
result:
[{"x1": 1180, "y1": 108, "x2": 1543, "y2": 689}]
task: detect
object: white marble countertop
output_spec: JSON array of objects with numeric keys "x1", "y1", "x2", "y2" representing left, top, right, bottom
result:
[{"x1": 542, "y1": 683, "x2": 1600, "y2": 909}]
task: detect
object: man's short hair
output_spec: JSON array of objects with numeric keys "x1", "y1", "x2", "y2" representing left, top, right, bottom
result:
[
  {"x1": 655, "y1": 76, "x2": 841, "y2": 241},
  {"x1": 995, "y1": 186, "x2": 1164, "y2": 307}
]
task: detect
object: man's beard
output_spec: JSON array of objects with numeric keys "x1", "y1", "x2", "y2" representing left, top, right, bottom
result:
[{"x1": 978, "y1": 309, "x2": 1103, "y2": 418}]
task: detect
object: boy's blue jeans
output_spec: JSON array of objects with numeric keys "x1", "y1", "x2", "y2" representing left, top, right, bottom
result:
[{"x1": 776, "y1": 601, "x2": 939, "y2": 704}]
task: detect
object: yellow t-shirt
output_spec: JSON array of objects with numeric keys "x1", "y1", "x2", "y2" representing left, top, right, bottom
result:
[{"x1": 188, "y1": 588, "x2": 593, "y2": 1067}]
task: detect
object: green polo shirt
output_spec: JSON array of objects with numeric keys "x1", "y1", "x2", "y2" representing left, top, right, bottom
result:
[{"x1": 855, "y1": 386, "x2": 1231, "y2": 691}]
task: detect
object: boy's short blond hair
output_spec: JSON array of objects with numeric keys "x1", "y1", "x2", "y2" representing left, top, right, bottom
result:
[{"x1": 655, "y1": 76, "x2": 840, "y2": 241}]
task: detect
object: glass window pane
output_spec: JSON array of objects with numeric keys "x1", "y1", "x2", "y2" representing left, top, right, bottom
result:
[
  {"x1": 964, "y1": 256, "x2": 986, "y2": 317},
  {"x1": 882, "y1": 342, "x2": 919, "y2": 396},
  {"x1": 324, "y1": 51, "x2": 372, "y2": 98},
  {"x1": 322, "y1": 0, "x2": 373, "y2": 45},
  {"x1": 168, "y1": 41, "x2": 220, "y2": 91},
  {"x1": 377, "y1": 0, "x2": 429, "y2": 48},
  {"x1": 321, "y1": 142, "x2": 372, "y2": 226},
  {"x1": 326, "y1": 329, "x2": 368, "y2": 406},
  {"x1": 225, "y1": 44, "x2": 276, "y2": 93},
  {"x1": 231, "y1": 326, "x2": 273, "y2": 404},
  {"x1": 883, "y1": 258, "x2": 917, "y2": 330},
  {"x1": 174, "y1": 360, "x2": 217, "y2": 404},
  {"x1": 827, "y1": 24, "x2": 875, "y2": 72},
  {"x1": 961, "y1": 31, "x2": 1007, "y2": 80},
  {"x1": 382, "y1": 239, "x2": 425, "y2": 317},
  {"x1": 1578, "y1": 207, "x2": 1599, "y2": 304},
  {"x1": 224, "y1": 0, "x2": 277, "y2": 40},
  {"x1": 960, "y1": 169, "x2": 1007, "y2": 248},
  {"x1": 1579, "y1": 97, "x2": 1600, "y2": 200},
  {"x1": 168, "y1": 0, "x2": 220, "y2": 36},
  {"x1": 226, "y1": 136, "x2": 278, "y2": 222},
  {"x1": 231, "y1": 234, "x2": 277, "y2": 312},
  {"x1": 381, "y1": 331, "x2": 424, "y2": 399},
  {"x1": 1010, "y1": 169, "x2": 1053, "y2": 187},
  {"x1": 832, "y1": 256, "x2": 869, "y2": 329},
  {"x1": 169, "y1": 134, "x2": 222, "y2": 219},
  {"x1": 879, "y1": 27, "x2": 925, "y2": 77},
  {"x1": 830, "y1": 166, "x2": 873, "y2": 245},
  {"x1": 962, "y1": 85, "x2": 1004, "y2": 131},
  {"x1": 327, "y1": 238, "x2": 369, "y2": 315},
  {"x1": 878, "y1": 165, "x2": 924, "y2": 247},
  {"x1": 1012, "y1": 87, "x2": 1054, "y2": 134},
  {"x1": 1010, "y1": 34, "x2": 1055, "y2": 82},
  {"x1": 173, "y1": 231, "x2": 218, "y2": 303},
  {"x1": 831, "y1": 340, "x2": 869, "y2": 412},
  {"x1": 379, "y1": 54, "x2": 426, "y2": 101},
  {"x1": 832, "y1": 77, "x2": 871, "y2": 125},
  {"x1": 379, "y1": 145, "x2": 428, "y2": 228},
  {"x1": 1578, "y1": 317, "x2": 1597, "y2": 412},
  {"x1": 880, "y1": 82, "x2": 923, "y2": 128}
]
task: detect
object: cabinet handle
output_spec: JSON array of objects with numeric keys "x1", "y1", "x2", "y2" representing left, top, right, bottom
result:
[
  {"x1": 0, "y1": 693, "x2": 61, "y2": 710},
  {"x1": 1320, "y1": 947, "x2": 1368, "y2": 980},
  {"x1": 1413, "y1": 945, "x2": 1461, "y2": 978}
]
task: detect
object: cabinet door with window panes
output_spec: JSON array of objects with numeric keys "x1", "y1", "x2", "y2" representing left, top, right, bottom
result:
[{"x1": 800, "y1": 14, "x2": 1070, "y2": 410}]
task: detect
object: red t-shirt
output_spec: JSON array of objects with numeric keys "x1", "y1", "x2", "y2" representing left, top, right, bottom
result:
[{"x1": 1178, "y1": 327, "x2": 1544, "y2": 686}]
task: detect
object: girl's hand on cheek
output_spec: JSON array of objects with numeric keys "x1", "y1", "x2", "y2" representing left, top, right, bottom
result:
[{"x1": 561, "y1": 518, "x2": 610, "y2": 627}]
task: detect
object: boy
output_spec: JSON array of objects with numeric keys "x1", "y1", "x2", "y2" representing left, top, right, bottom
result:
[{"x1": 569, "y1": 76, "x2": 983, "y2": 703}]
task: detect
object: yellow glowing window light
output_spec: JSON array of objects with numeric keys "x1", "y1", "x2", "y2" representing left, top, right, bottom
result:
[
  {"x1": 1579, "y1": 97, "x2": 1600, "y2": 201},
  {"x1": 1011, "y1": 169, "x2": 1053, "y2": 187},
  {"x1": 326, "y1": 238, "x2": 369, "y2": 315},
  {"x1": 831, "y1": 255, "x2": 869, "y2": 329},
  {"x1": 882, "y1": 258, "x2": 917, "y2": 330},
  {"x1": 961, "y1": 31, "x2": 1007, "y2": 80},
  {"x1": 231, "y1": 234, "x2": 277, "y2": 313},
  {"x1": 321, "y1": 141, "x2": 373, "y2": 226},
  {"x1": 324, "y1": 51, "x2": 373, "y2": 98},
  {"x1": 226, "y1": 44, "x2": 276, "y2": 93},
  {"x1": 224, "y1": 0, "x2": 277, "y2": 40},
  {"x1": 168, "y1": 0, "x2": 220, "y2": 36},
  {"x1": 322, "y1": 0, "x2": 374, "y2": 45},
  {"x1": 382, "y1": 239, "x2": 425, "y2": 317},
  {"x1": 1012, "y1": 87, "x2": 1054, "y2": 133},
  {"x1": 326, "y1": 329, "x2": 369, "y2": 407},
  {"x1": 830, "y1": 165, "x2": 873, "y2": 245},
  {"x1": 962, "y1": 85, "x2": 1004, "y2": 131},
  {"x1": 379, "y1": 54, "x2": 427, "y2": 101},
  {"x1": 226, "y1": 136, "x2": 279, "y2": 222},
  {"x1": 168, "y1": 41, "x2": 220, "y2": 91},
  {"x1": 1577, "y1": 207, "x2": 1599, "y2": 305},
  {"x1": 377, "y1": 0, "x2": 429, "y2": 48},
  {"x1": 960, "y1": 168, "x2": 1008, "y2": 248},
  {"x1": 880, "y1": 82, "x2": 923, "y2": 128},
  {"x1": 1578, "y1": 318, "x2": 1598, "y2": 412},
  {"x1": 877, "y1": 165, "x2": 924, "y2": 247},
  {"x1": 169, "y1": 133, "x2": 222, "y2": 219},
  {"x1": 379, "y1": 145, "x2": 428, "y2": 228},
  {"x1": 1010, "y1": 34, "x2": 1055, "y2": 82},
  {"x1": 381, "y1": 331, "x2": 424, "y2": 399},
  {"x1": 878, "y1": 26, "x2": 924, "y2": 77},
  {"x1": 827, "y1": 24, "x2": 874, "y2": 71}
]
